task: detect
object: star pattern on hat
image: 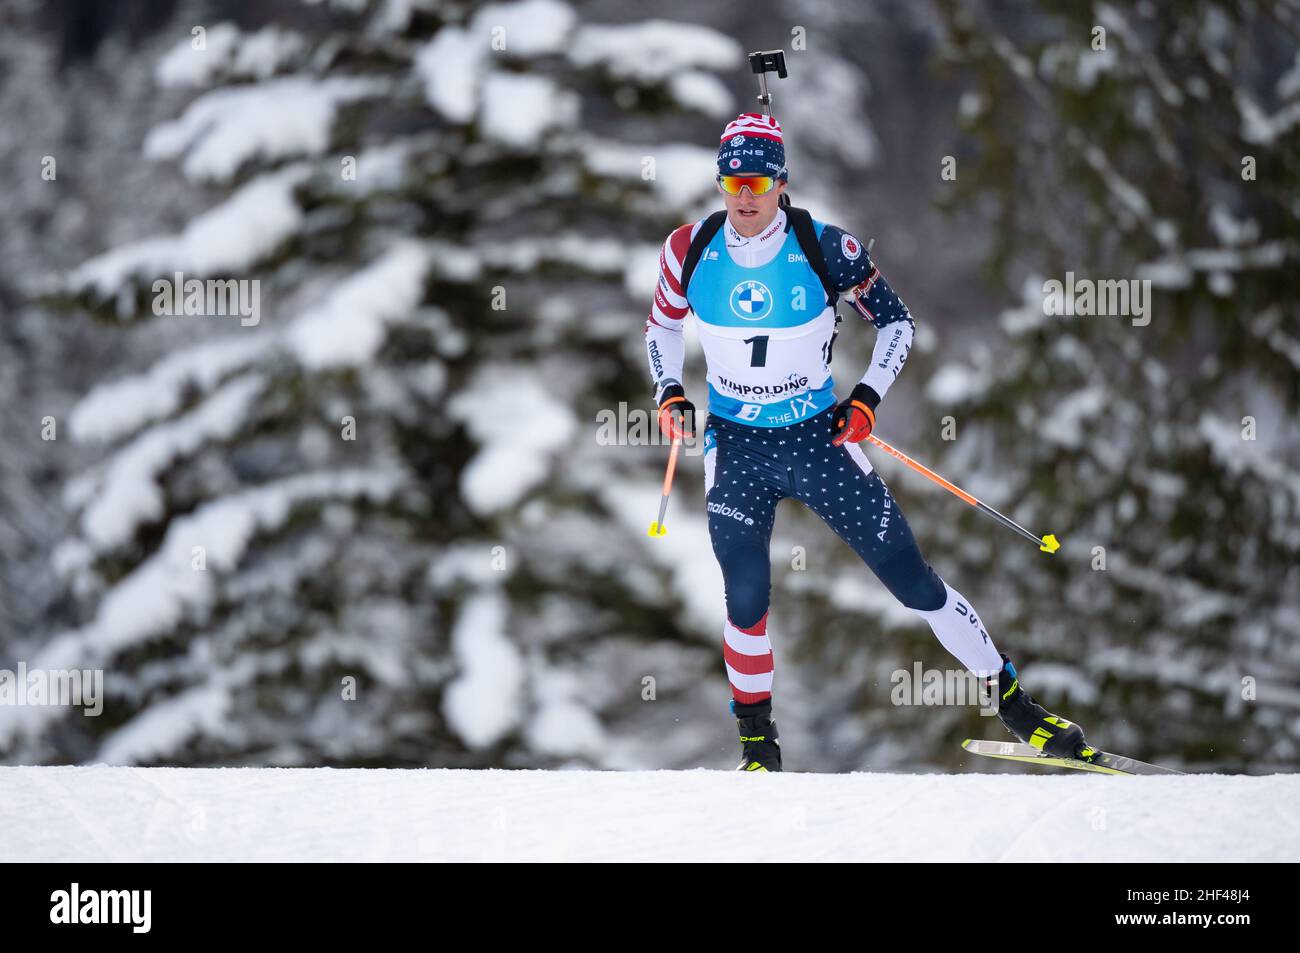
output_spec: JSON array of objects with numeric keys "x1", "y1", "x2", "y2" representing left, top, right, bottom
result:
[{"x1": 717, "y1": 112, "x2": 788, "y2": 180}]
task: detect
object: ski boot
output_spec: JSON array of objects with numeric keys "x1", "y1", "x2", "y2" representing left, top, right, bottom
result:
[
  {"x1": 731, "y1": 698, "x2": 781, "y2": 772},
  {"x1": 986, "y1": 653, "x2": 1097, "y2": 761}
]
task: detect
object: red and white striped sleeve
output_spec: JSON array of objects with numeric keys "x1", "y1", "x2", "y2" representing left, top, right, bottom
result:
[{"x1": 644, "y1": 222, "x2": 700, "y2": 401}]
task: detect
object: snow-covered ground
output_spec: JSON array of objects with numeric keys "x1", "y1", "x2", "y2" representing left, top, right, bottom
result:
[{"x1": 2, "y1": 766, "x2": 1295, "y2": 862}]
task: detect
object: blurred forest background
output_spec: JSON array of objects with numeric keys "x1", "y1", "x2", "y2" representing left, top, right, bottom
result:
[{"x1": 0, "y1": 0, "x2": 1296, "y2": 773}]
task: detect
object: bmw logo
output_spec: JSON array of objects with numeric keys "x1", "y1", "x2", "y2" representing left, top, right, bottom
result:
[{"x1": 730, "y1": 280, "x2": 773, "y2": 320}]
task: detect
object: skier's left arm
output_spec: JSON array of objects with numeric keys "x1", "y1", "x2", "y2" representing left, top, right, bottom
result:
[{"x1": 820, "y1": 224, "x2": 915, "y2": 444}]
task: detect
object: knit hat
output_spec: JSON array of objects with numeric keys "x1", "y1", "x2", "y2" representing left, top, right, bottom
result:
[{"x1": 717, "y1": 113, "x2": 788, "y2": 180}]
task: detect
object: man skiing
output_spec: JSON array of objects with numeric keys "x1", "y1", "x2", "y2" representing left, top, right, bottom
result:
[{"x1": 644, "y1": 113, "x2": 1093, "y2": 772}]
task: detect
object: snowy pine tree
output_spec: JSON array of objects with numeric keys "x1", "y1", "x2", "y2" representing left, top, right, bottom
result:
[
  {"x1": 911, "y1": 0, "x2": 1300, "y2": 770},
  {"x1": 7, "y1": 0, "x2": 759, "y2": 767}
]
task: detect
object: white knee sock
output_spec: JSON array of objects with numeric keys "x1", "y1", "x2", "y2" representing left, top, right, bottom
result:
[{"x1": 911, "y1": 580, "x2": 1002, "y2": 677}]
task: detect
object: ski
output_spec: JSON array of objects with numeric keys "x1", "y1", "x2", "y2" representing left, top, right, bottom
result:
[{"x1": 961, "y1": 739, "x2": 1185, "y2": 776}]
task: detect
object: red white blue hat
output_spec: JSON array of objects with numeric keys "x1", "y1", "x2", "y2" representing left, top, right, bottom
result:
[{"x1": 717, "y1": 113, "x2": 788, "y2": 180}]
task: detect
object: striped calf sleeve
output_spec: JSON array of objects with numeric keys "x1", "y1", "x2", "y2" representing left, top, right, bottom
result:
[{"x1": 723, "y1": 612, "x2": 774, "y2": 704}]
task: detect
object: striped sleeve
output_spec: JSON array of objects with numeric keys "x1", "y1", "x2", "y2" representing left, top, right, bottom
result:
[
  {"x1": 649, "y1": 223, "x2": 695, "y2": 329},
  {"x1": 644, "y1": 222, "x2": 700, "y2": 400}
]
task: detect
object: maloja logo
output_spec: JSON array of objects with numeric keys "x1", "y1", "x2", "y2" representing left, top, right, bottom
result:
[
  {"x1": 648, "y1": 339, "x2": 664, "y2": 376},
  {"x1": 841, "y1": 233, "x2": 862, "y2": 261},
  {"x1": 730, "y1": 280, "x2": 773, "y2": 321},
  {"x1": 707, "y1": 501, "x2": 754, "y2": 526}
]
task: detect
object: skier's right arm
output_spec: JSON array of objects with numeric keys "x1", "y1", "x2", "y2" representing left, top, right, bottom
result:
[{"x1": 645, "y1": 224, "x2": 697, "y2": 437}]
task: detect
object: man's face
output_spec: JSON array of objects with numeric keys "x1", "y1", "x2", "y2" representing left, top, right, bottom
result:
[{"x1": 720, "y1": 176, "x2": 787, "y2": 237}]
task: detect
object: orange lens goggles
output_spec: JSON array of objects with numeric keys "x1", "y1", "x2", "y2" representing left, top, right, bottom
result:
[{"x1": 717, "y1": 175, "x2": 777, "y2": 196}]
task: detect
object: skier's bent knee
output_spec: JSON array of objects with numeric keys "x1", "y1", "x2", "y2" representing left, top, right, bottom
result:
[{"x1": 874, "y1": 544, "x2": 945, "y2": 611}]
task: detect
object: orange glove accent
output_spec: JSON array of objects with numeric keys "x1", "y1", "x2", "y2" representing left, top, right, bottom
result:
[
  {"x1": 830, "y1": 384, "x2": 880, "y2": 446},
  {"x1": 656, "y1": 388, "x2": 696, "y2": 440}
]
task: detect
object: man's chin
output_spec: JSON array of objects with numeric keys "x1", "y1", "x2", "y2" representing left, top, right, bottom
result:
[{"x1": 730, "y1": 208, "x2": 771, "y2": 236}]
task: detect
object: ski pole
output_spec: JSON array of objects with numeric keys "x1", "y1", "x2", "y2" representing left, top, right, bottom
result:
[
  {"x1": 863, "y1": 434, "x2": 1060, "y2": 554},
  {"x1": 647, "y1": 434, "x2": 683, "y2": 537}
]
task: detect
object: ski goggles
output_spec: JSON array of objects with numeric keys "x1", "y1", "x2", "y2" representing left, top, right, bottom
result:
[{"x1": 716, "y1": 174, "x2": 778, "y2": 196}]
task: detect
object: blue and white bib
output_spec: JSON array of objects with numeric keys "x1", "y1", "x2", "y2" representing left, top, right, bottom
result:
[{"x1": 686, "y1": 220, "x2": 838, "y2": 427}]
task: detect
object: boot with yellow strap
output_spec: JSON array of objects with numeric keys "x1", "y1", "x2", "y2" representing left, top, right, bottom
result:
[
  {"x1": 731, "y1": 698, "x2": 782, "y2": 772},
  {"x1": 987, "y1": 653, "x2": 1098, "y2": 762}
]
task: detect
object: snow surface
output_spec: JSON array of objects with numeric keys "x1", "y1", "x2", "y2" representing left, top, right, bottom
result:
[{"x1": 0, "y1": 766, "x2": 1294, "y2": 862}]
